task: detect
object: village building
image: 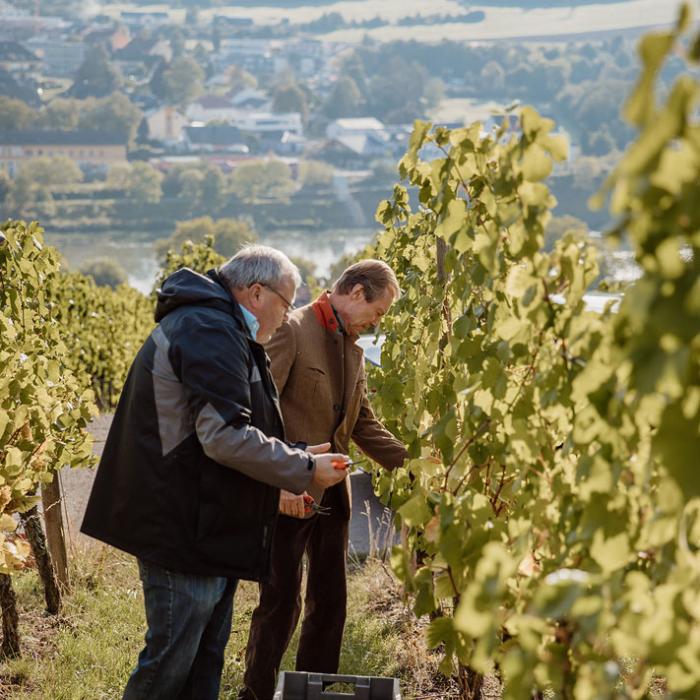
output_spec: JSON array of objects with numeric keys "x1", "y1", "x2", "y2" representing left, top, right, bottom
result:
[
  {"x1": 0, "y1": 41, "x2": 40, "y2": 75},
  {"x1": 143, "y1": 106, "x2": 190, "y2": 145},
  {"x1": 182, "y1": 123, "x2": 248, "y2": 154},
  {"x1": 186, "y1": 94, "x2": 240, "y2": 123},
  {"x1": 0, "y1": 130, "x2": 128, "y2": 176},
  {"x1": 25, "y1": 38, "x2": 86, "y2": 77}
]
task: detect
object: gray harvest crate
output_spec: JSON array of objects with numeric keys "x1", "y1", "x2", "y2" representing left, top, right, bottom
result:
[{"x1": 274, "y1": 671, "x2": 401, "y2": 700}]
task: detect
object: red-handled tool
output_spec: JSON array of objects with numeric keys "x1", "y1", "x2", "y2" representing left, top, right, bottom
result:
[
  {"x1": 303, "y1": 494, "x2": 331, "y2": 516},
  {"x1": 332, "y1": 458, "x2": 370, "y2": 472}
]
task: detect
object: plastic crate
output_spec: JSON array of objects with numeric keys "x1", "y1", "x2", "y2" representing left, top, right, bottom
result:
[{"x1": 273, "y1": 671, "x2": 401, "y2": 700}]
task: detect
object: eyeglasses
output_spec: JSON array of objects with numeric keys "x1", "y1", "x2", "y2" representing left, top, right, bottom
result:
[{"x1": 261, "y1": 283, "x2": 295, "y2": 313}]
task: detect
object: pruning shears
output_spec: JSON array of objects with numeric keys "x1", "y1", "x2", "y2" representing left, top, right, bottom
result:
[
  {"x1": 303, "y1": 494, "x2": 331, "y2": 516},
  {"x1": 331, "y1": 458, "x2": 371, "y2": 473}
]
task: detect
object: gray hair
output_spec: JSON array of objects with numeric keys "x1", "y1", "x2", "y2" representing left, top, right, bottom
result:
[{"x1": 218, "y1": 244, "x2": 301, "y2": 291}]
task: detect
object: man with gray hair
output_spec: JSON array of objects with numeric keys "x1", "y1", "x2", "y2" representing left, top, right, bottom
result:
[{"x1": 81, "y1": 245, "x2": 350, "y2": 700}]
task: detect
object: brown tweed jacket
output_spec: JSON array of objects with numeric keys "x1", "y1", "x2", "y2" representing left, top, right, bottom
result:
[{"x1": 265, "y1": 301, "x2": 408, "y2": 518}]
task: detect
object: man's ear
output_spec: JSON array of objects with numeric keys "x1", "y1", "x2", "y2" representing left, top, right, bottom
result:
[
  {"x1": 350, "y1": 283, "x2": 365, "y2": 300},
  {"x1": 248, "y1": 283, "x2": 264, "y2": 309}
]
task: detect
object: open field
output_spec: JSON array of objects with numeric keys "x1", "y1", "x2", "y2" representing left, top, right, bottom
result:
[
  {"x1": 99, "y1": 0, "x2": 462, "y2": 25},
  {"x1": 322, "y1": 0, "x2": 683, "y2": 42},
  {"x1": 98, "y1": 0, "x2": 683, "y2": 42}
]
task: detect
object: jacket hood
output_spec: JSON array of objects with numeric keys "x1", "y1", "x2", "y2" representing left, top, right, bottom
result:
[{"x1": 155, "y1": 268, "x2": 237, "y2": 323}]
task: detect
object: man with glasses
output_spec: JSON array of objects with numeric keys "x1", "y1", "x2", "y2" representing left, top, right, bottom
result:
[
  {"x1": 238, "y1": 260, "x2": 409, "y2": 700},
  {"x1": 81, "y1": 245, "x2": 350, "y2": 700}
]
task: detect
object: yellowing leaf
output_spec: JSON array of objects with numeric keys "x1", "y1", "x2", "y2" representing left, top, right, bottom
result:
[
  {"x1": 437, "y1": 198, "x2": 467, "y2": 240},
  {"x1": 656, "y1": 237, "x2": 686, "y2": 279},
  {"x1": 454, "y1": 586, "x2": 493, "y2": 637},
  {"x1": 590, "y1": 530, "x2": 632, "y2": 573},
  {"x1": 398, "y1": 494, "x2": 433, "y2": 528},
  {"x1": 521, "y1": 143, "x2": 552, "y2": 182},
  {"x1": 543, "y1": 133, "x2": 569, "y2": 161},
  {"x1": 0, "y1": 514, "x2": 16, "y2": 532},
  {"x1": 625, "y1": 31, "x2": 675, "y2": 126},
  {"x1": 496, "y1": 317, "x2": 529, "y2": 341}
]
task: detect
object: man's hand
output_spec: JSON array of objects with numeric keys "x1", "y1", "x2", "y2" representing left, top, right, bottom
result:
[
  {"x1": 279, "y1": 489, "x2": 306, "y2": 518},
  {"x1": 307, "y1": 442, "x2": 331, "y2": 455},
  {"x1": 311, "y1": 453, "x2": 350, "y2": 489}
]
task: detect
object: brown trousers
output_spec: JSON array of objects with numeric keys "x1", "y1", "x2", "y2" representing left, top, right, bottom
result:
[{"x1": 238, "y1": 486, "x2": 349, "y2": 700}]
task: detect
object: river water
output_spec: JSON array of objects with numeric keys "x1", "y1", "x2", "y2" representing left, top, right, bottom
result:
[
  {"x1": 46, "y1": 227, "x2": 642, "y2": 295},
  {"x1": 47, "y1": 228, "x2": 377, "y2": 294}
]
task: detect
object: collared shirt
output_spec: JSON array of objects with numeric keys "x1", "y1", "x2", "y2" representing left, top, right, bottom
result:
[
  {"x1": 312, "y1": 290, "x2": 347, "y2": 336},
  {"x1": 332, "y1": 304, "x2": 346, "y2": 335},
  {"x1": 240, "y1": 304, "x2": 260, "y2": 341}
]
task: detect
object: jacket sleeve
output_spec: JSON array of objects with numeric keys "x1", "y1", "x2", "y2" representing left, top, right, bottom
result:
[
  {"x1": 169, "y1": 311, "x2": 314, "y2": 494},
  {"x1": 265, "y1": 319, "x2": 297, "y2": 395},
  {"x1": 351, "y1": 367, "x2": 408, "y2": 471}
]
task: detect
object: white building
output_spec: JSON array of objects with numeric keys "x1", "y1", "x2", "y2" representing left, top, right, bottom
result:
[
  {"x1": 326, "y1": 117, "x2": 388, "y2": 141},
  {"x1": 186, "y1": 95, "x2": 240, "y2": 123},
  {"x1": 235, "y1": 112, "x2": 303, "y2": 137},
  {"x1": 144, "y1": 106, "x2": 189, "y2": 144}
]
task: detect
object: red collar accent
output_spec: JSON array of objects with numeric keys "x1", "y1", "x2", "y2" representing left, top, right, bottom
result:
[{"x1": 312, "y1": 291, "x2": 341, "y2": 334}]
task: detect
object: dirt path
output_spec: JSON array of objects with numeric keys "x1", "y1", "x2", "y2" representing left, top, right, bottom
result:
[
  {"x1": 61, "y1": 415, "x2": 394, "y2": 557},
  {"x1": 59, "y1": 413, "x2": 111, "y2": 549}
]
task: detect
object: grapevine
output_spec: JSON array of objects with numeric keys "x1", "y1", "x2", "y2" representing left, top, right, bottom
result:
[{"x1": 370, "y1": 6, "x2": 699, "y2": 697}]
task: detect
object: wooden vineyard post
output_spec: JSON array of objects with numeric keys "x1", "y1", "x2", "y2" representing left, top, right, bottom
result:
[
  {"x1": 20, "y1": 506, "x2": 61, "y2": 615},
  {"x1": 41, "y1": 473, "x2": 70, "y2": 592},
  {"x1": 0, "y1": 573, "x2": 21, "y2": 658}
]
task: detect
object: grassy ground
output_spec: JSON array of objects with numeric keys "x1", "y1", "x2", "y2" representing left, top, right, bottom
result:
[{"x1": 0, "y1": 547, "x2": 458, "y2": 699}]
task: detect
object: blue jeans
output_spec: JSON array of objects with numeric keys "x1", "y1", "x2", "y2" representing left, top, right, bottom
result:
[{"x1": 123, "y1": 559, "x2": 239, "y2": 700}]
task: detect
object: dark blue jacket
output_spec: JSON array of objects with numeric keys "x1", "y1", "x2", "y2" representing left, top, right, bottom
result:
[{"x1": 81, "y1": 268, "x2": 314, "y2": 580}]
